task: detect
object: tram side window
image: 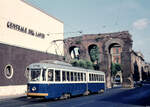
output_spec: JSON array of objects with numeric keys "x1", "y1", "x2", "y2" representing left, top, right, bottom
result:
[
  {"x1": 81, "y1": 73, "x2": 83, "y2": 81},
  {"x1": 48, "y1": 69, "x2": 53, "y2": 81},
  {"x1": 93, "y1": 74, "x2": 95, "y2": 81},
  {"x1": 78, "y1": 73, "x2": 80, "y2": 81},
  {"x1": 95, "y1": 74, "x2": 97, "y2": 81},
  {"x1": 98, "y1": 75, "x2": 100, "y2": 81},
  {"x1": 67, "y1": 72, "x2": 70, "y2": 81},
  {"x1": 42, "y1": 69, "x2": 46, "y2": 81},
  {"x1": 74, "y1": 72, "x2": 77, "y2": 81},
  {"x1": 96, "y1": 74, "x2": 98, "y2": 81},
  {"x1": 62, "y1": 71, "x2": 66, "y2": 81},
  {"x1": 95, "y1": 74, "x2": 96, "y2": 81},
  {"x1": 71, "y1": 72, "x2": 73, "y2": 81},
  {"x1": 99, "y1": 75, "x2": 101, "y2": 81},
  {"x1": 89, "y1": 74, "x2": 91, "y2": 81},
  {"x1": 99, "y1": 75, "x2": 104, "y2": 81},
  {"x1": 92, "y1": 74, "x2": 94, "y2": 81},
  {"x1": 55, "y1": 70, "x2": 60, "y2": 81},
  {"x1": 84, "y1": 73, "x2": 86, "y2": 81},
  {"x1": 102, "y1": 75, "x2": 104, "y2": 81}
]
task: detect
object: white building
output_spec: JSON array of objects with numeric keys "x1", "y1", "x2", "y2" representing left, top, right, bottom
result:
[
  {"x1": 0, "y1": 0, "x2": 64, "y2": 55},
  {"x1": 0, "y1": 0, "x2": 64, "y2": 96}
]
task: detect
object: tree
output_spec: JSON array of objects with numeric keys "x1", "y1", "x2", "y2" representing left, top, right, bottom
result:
[
  {"x1": 111, "y1": 63, "x2": 121, "y2": 76},
  {"x1": 70, "y1": 59, "x2": 94, "y2": 70},
  {"x1": 89, "y1": 46, "x2": 100, "y2": 70},
  {"x1": 89, "y1": 46, "x2": 100, "y2": 64}
]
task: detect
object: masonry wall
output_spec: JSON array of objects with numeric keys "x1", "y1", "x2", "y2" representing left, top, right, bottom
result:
[{"x1": 0, "y1": 43, "x2": 63, "y2": 86}]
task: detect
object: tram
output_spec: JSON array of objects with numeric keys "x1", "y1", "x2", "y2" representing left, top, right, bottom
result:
[{"x1": 26, "y1": 60, "x2": 105, "y2": 99}]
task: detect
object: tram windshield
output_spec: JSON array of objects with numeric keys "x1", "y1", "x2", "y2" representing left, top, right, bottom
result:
[{"x1": 29, "y1": 69, "x2": 46, "y2": 82}]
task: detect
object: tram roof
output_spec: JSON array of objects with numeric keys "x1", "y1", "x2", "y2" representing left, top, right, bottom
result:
[{"x1": 28, "y1": 60, "x2": 105, "y2": 75}]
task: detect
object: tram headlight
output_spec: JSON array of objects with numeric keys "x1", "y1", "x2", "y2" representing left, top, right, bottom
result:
[{"x1": 32, "y1": 86, "x2": 36, "y2": 91}]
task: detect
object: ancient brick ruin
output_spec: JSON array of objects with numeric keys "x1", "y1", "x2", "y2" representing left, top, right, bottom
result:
[{"x1": 64, "y1": 31, "x2": 134, "y2": 88}]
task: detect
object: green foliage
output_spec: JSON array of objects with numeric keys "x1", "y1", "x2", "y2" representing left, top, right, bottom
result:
[
  {"x1": 89, "y1": 46, "x2": 100, "y2": 64},
  {"x1": 70, "y1": 59, "x2": 94, "y2": 70},
  {"x1": 79, "y1": 59, "x2": 87, "y2": 68},
  {"x1": 70, "y1": 59, "x2": 80, "y2": 67},
  {"x1": 111, "y1": 63, "x2": 121, "y2": 76},
  {"x1": 85, "y1": 60, "x2": 94, "y2": 69}
]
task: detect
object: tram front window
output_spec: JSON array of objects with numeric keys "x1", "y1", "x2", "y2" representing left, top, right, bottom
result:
[{"x1": 30, "y1": 69, "x2": 41, "y2": 81}]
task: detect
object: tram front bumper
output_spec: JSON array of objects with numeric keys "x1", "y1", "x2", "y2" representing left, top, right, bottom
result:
[{"x1": 27, "y1": 93, "x2": 48, "y2": 97}]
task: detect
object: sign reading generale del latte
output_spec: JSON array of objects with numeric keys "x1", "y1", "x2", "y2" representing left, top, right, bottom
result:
[{"x1": 7, "y1": 21, "x2": 45, "y2": 39}]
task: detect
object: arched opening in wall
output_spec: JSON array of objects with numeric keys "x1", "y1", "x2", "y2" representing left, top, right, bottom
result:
[
  {"x1": 88, "y1": 44, "x2": 100, "y2": 70},
  {"x1": 109, "y1": 43, "x2": 122, "y2": 86},
  {"x1": 141, "y1": 67, "x2": 147, "y2": 81},
  {"x1": 115, "y1": 75, "x2": 121, "y2": 83},
  {"x1": 133, "y1": 61, "x2": 140, "y2": 81},
  {"x1": 69, "y1": 46, "x2": 80, "y2": 59}
]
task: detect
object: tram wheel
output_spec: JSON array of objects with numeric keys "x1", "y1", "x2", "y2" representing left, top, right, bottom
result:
[
  {"x1": 60, "y1": 93, "x2": 71, "y2": 100},
  {"x1": 83, "y1": 90, "x2": 90, "y2": 96},
  {"x1": 98, "y1": 89, "x2": 104, "y2": 94}
]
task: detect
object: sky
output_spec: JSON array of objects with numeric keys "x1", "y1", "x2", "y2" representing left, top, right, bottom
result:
[{"x1": 26, "y1": 0, "x2": 150, "y2": 62}]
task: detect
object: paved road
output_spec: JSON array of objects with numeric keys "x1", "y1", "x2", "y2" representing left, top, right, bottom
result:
[{"x1": 0, "y1": 84, "x2": 150, "y2": 107}]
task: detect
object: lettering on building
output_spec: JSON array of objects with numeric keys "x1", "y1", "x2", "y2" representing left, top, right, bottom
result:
[{"x1": 7, "y1": 21, "x2": 45, "y2": 39}]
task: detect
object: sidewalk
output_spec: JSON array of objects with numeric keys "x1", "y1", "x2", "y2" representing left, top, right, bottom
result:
[
  {"x1": 0, "y1": 94, "x2": 26, "y2": 100},
  {"x1": 0, "y1": 85, "x2": 27, "y2": 100}
]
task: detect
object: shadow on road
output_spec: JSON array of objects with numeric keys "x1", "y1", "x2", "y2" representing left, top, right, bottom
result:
[{"x1": 100, "y1": 85, "x2": 150, "y2": 106}]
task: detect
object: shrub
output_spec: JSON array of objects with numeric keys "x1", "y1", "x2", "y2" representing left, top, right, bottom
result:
[{"x1": 70, "y1": 59, "x2": 94, "y2": 70}]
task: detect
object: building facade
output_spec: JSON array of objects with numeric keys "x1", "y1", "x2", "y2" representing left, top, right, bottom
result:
[
  {"x1": 64, "y1": 31, "x2": 150, "y2": 88},
  {"x1": 0, "y1": 0, "x2": 64, "y2": 96},
  {"x1": 64, "y1": 31, "x2": 134, "y2": 88},
  {"x1": 131, "y1": 51, "x2": 150, "y2": 82}
]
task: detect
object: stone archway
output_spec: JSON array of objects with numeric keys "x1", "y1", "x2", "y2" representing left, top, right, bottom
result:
[
  {"x1": 102, "y1": 37, "x2": 133, "y2": 88},
  {"x1": 64, "y1": 31, "x2": 133, "y2": 88},
  {"x1": 102, "y1": 39, "x2": 124, "y2": 88},
  {"x1": 109, "y1": 43, "x2": 122, "y2": 87}
]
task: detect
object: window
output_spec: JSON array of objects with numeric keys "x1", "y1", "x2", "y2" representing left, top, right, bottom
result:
[
  {"x1": 30, "y1": 69, "x2": 41, "y2": 81},
  {"x1": 89, "y1": 74, "x2": 92, "y2": 81},
  {"x1": 4, "y1": 64, "x2": 14, "y2": 79},
  {"x1": 55, "y1": 70, "x2": 60, "y2": 81},
  {"x1": 95, "y1": 74, "x2": 98, "y2": 81},
  {"x1": 48, "y1": 69, "x2": 53, "y2": 81},
  {"x1": 98, "y1": 75, "x2": 100, "y2": 81},
  {"x1": 67, "y1": 72, "x2": 70, "y2": 81},
  {"x1": 92, "y1": 74, "x2": 94, "y2": 81},
  {"x1": 84, "y1": 73, "x2": 86, "y2": 81},
  {"x1": 102, "y1": 75, "x2": 104, "y2": 81},
  {"x1": 42, "y1": 69, "x2": 46, "y2": 81},
  {"x1": 100, "y1": 75, "x2": 102, "y2": 81},
  {"x1": 81, "y1": 73, "x2": 83, "y2": 81},
  {"x1": 78, "y1": 73, "x2": 80, "y2": 81},
  {"x1": 71, "y1": 72, "x2": 74, "y2": 81},
  {"x1": 62, "y1": 71, "x2": 66, "y2": 81},
  {"x1": 74, "y1": 72, "x2": 77, "y2": 81}
]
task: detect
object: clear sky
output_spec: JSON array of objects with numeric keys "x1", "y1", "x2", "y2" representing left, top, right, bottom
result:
[{"x1": 26, "y1": 0, "x2": 150, "y2": 62}]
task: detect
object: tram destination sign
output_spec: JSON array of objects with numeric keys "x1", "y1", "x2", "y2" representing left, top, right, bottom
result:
[{"x1": 7, "y1": 21, "x2": 45, "y2": 39}]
